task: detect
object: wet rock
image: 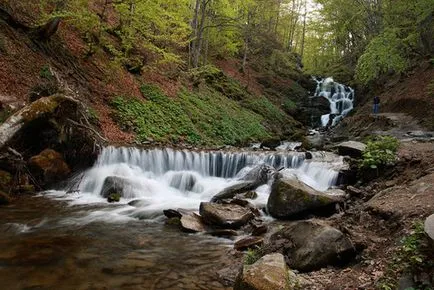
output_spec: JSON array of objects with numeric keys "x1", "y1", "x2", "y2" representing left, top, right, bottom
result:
[
  {"x1": 242, "y1": 191, "x2": 258, "y2": 199},
  {"x1": 107, "y1": 193, "x2": 121, "y2": 203},
  {"x1": 207, "y1": 229, "x2": 238, "y2": 238},
  {"x1": 100, "y1": 176, "x2": 129, "y2": 198},
  {"x1": 180, "y1": 213, "x2": 206, "y2": 233},
  {"x1": 266, "y1": 220, "x2": 356, "y2": 271},
  {"x1": 424, "y1": 214, "x2": 434, "y2": 241},
  {"x1": 128, "y1": 199, "x2": 150, "y2": 207},
  {"x1": 0, "y1": 191, "x2": 11, "y2": 205},
  {"x1": 260, "y1": 137, "x2": 281, "y2": 150},
  {"x1": 28, "y1": 149, "x2": 71, "y2": 186},
  {"x1": 200, "y1": 202, "x2": 254, "y2": 229},
  {"x1": 251, "y1": 224, "x2": 268, "y2": 236},
  {"x1": 234, "y1": 253, "x2": 294, "y2": 290},
  {"x1": 234, "y1": 236, "x2": 264, "y2": 251},
  {"x1": 335, "y1": 141, "x2": 366, "y2": 158},
  {"x1": 211, "y1": 181, "x2": 259, "y2": 202},
  {"x1": 305, "y1": 152, "x2": 313, "y2": 159},
  {"x1": 267, "y1": 177, "x2": 344, "y2": 219},
  {"x1": 163, "y1": 209, "x2": 183, "y2": 219},
  {"x1": 241, "y1": 164, "x2": 278, "y2": 185},
  {"x1": 168, "y1": 172, "x2": 199, "y2": 192}
]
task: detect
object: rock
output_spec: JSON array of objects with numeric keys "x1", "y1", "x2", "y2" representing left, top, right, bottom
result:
[
  {"x1": 266, "y1": 220, "x2": 356, "y2": 271},
  {"x1": 128, "y1": 199, "x2": 150, "y2": 207},
  {"x1": 28, "y1": 149, "x2": 71, "y2": 185},
  {"x1": 346, "y1": 185, "x2": 363, "y2": 197},
  {"x1": 397, "y1": 274, "x2": 416, "y2": 290},
  {"x1": 180, "y1": 213, "x2": 206, "y2": 233},
  {"x1": 251, "y1": 224, "x2": 268, "y2": 236},
  {"x1": 100, "y1": 176, "x2": 130, "y2": 198},
  {"x1": 107, "y1": 193, "x2": 121, "y2": 203},
  {"x1": 168, "y1": 172, "x2": 199, "y2": 192},
  {"x1": 234, "y1": 253, "x2": 295, "y2": 290},
  {"x1": 212, "y1": 165, "x2": 278, "y2": 202},
  {"x1": 305, "y1": 152, "x2": 313, "y2": 159},
  {"x1": 335, "y1": 141, "x2": 366, "y2": 158},
  {"x1": 200, "y1": 202, "x2": 254, "y2": 229},
  {"x1": 0, "y1": 191, "x2": 11, "y2": 205},
  {"x1": 207, "y1": 229, "x2": 238, "y2": 238},
  {"x1": 234, "y1": 236, "x2": 264, "y2": 251},
  {"x1": 242, "y1": 191, "x2": 258, "y2": 199},
  {"x1": 260, "y1": 137, "x2": 281, "y2": 150},
  {"x1": 241, "y1": 164, "x2": 278, "y2": 185},
  {"x1": 163, "y1": 209, "x2": 183, "y2": 219},
  {"x1": 211, "y1": 181, "x2": 259, "y2": 202},
  {"x1": 424, "y1": 214, "x2": 434, "y2": 241},
  {"x1": 267, "y1": 177, "x2": 344, "y2": 219}
]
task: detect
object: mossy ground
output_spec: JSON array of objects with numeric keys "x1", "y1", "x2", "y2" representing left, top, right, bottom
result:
[{"x1": 111, "y1": 76, "x2": 302, "y2": 146}]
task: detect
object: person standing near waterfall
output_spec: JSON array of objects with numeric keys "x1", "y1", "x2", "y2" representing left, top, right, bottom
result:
[{"x1": 373, "y1": 96, "x2": 380, "y2": 115}]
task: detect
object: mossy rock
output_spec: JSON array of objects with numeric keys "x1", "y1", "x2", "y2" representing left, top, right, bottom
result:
[{"x1": 107, "y1": 193, "x2": 121, "y2": 203}]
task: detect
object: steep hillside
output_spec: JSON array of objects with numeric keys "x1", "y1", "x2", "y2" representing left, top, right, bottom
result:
[{"x1": 0, "y1": 2, "x2": 310, "y2": 147}]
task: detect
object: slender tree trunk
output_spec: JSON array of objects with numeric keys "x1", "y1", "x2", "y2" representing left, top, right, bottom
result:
[
  {"x1": 189, "y1": 0, "x2": 200, "y2": 69},
  {"x1": 300, "y1": 0, "x2": 307, "y2": 58}
]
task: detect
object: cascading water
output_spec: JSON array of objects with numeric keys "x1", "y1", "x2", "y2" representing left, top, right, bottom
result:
[
  {"x1": 47, "y1": 146, "x2": 344, "y2": 222},
  {"x1": 313, "y1": 77, "x2": 355, "y2": 127}
]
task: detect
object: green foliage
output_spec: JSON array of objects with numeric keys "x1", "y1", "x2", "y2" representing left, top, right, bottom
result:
[
  {"x1": 356, "y1": 29, "x2": 409, "y2": 84},
  {"x1": 244, "y1": 248, "x2": 262, "y2": 265},
  {"x1": 282, "y1": 99, "x2": 297, "y2": 113},
  {"x1": 111, "y1": 85, "x2": 270, "y2": 145},
  {"x1": 360, "y1": 136, "x2": 399, "y2": 169},
  {"x1": 107, "y1": 193, "x2": 121, "y2": 203},
  {"x1": 378, "y1": 222, "x2": 434, "y2": 290},
  {"x1": 39, "y1": 64, "x2": 54, "y2": 80},
  {"x1": 243, "y1": 95, "x2": 286, "y2": 125}
]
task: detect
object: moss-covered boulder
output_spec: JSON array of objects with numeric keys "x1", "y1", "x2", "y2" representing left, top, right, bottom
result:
[
  {"x1": 267, "y1": 177, "x2": 344, "y2": 219},
  {"x1": 234, "y1": 253, "x2": 300, "y2": 290},
  {"x1": 28, "y1": 149, "x2": 71, "y2": 186}
]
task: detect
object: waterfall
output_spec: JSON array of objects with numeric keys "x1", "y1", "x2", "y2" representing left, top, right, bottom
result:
[
  {"x1": 47, "y1": 146, "x2": 344, "y2": 222},
  {"x1": 313, "y1": 77, "x2": 355, "y2": 127}
]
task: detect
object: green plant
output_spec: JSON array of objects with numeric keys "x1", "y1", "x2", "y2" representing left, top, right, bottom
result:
[
  {"x1": 377, "y1": 222, "x2": 433, "y2": 290},
  {"x1": 360, "y1": 135, "x2": 399, "y2": 169},
  {"x1": 244, "y1": 248, "x2": 262, "y2": 265},
  {"x1": 40, "y1": 64, "x2": 54, "y2": 80}
]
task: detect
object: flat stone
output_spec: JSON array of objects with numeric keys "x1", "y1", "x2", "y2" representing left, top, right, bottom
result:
[
  {"x1": 180, "y1": 213, "x2": 206, "y2": 233},
  {"x1": 234, "y1": 236, "x2": 263, "y2": 251},
  {"x1": 336, "y1": 141, "x2": 366, "y2": 158},
  {"x1": 200, "y1": 202, "x2": 254, "y2": 229}
]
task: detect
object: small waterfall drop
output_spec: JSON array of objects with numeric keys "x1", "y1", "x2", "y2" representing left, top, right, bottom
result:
[
  {"x1": 313, "y1": 77, "x2": 355, "y2": 127},
  {"x1": 48, "y1": 146, "x2": 345, "y2": 222}
]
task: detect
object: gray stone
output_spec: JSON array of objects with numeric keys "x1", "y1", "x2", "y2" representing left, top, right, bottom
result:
[
  {"x1": 180, "y1": 213, "x2": 206, "y2": 233},
  {"x1": 211, "y1": 181, "x2": 259, "y2": 202},
  {"x1": 200, "y1": 202, "x2": 254, "y2": 229},
  {"x1": 424, "y1": 214, "x2": 434, "y2": 241},
  {"x1": 267, "y1": 177, "x2": 344, "y2": 219},
  {"x1": 265, "y1": 220, "x2": 356, "y2": 271},
  {"x1": 336, "y1": 141, "x2": 366, "y2": 158},
  {"x1": 100, "y1": 176, "x2": 130, "y2": 198}
]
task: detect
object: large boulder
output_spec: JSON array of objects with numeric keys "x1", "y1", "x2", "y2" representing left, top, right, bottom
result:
[
  {"x1": 28, "y1": 149, "x2": 70, "y2": 185},
  {"x1": 100, "y1": 176, "x2": 137, "y2": 199},
  {"x1": 168, "y1": 172, "x2": 200, "y2": 192},
  {"x1": 267, "y1": 177, "x2": 344, "y2": 219},
  {"x1": 234, "y1": 253, "x2": 300, "y2": 290},
  {"x1": 335, "y1": 141, "x2": 366, "y2": 158},
  {"x1": 266, "y1": 220, "x2": 356, "y2": 271},
  {"x1": 199, "y1": 202, "x2": 254, "y2": 229},
  {"x1": 241, "y1": 164, "x2": 278, "y2": 184}
]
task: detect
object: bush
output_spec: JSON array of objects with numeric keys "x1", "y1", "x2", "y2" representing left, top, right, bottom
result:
[
  {"x1": 360, "y1": 135, "x2": 399, "y2": 169},
  {"x1": 244, "y1": 248, "x2": 262, "y2": 265},
  {"x1": 378, "y1": 222, "x2": 433, "y2": 290}
]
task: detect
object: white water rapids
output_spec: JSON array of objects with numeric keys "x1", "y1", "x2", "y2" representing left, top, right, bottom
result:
[{"x1": 46, "y1": 146, "x2": 345, "y2": 223}]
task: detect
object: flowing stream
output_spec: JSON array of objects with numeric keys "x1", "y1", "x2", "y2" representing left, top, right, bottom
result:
[{"x1": 0, "y1": 146, "x2": 345, "y2": 289}]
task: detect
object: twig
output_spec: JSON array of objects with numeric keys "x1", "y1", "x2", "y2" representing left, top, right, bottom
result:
[{"x1": 66, "y1": 118, "x2": 108, "y2": 143}]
